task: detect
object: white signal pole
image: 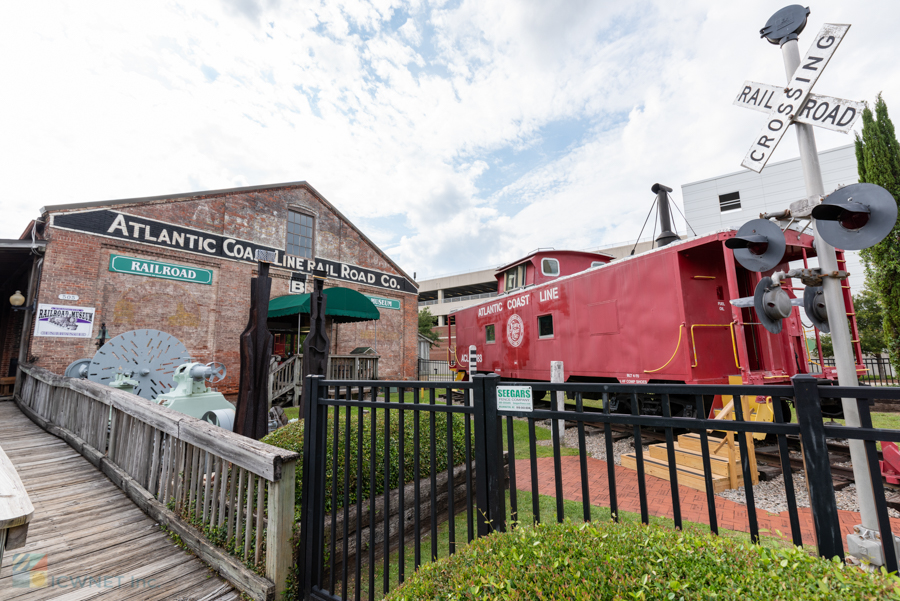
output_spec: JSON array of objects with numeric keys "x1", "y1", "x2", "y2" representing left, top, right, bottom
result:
[{"x1": 779, "y1": 38, "x2": 878, "y2": 535}]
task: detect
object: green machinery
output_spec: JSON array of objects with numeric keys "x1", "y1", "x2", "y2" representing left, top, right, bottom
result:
[
  {"x1": 154, "y1": 362, "x2": 235, "y2": 431},
  {"x1": 68, "y1": 329, "x2": 236, "y2": 431}
]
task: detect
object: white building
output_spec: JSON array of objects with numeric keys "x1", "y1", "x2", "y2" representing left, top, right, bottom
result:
[{"x1": 681, "y1": 144, "x2": 865, "y2": 292}]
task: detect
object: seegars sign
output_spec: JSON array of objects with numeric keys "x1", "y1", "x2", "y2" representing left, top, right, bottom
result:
[{"x1": 497, "y1": 386, "x2": 533, "y2": 412}]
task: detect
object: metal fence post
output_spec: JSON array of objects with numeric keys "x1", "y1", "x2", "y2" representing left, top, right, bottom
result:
[
  {"x1": 482, "y1": 373, "x2": 506, "y2": 533},
  {"x1": 472, "y1": 374, "x2": 504, "y2": 536},
  {"x1": 472, "y1": 374, "x2": 491, "y2": 537},
  {"x1": 298, "y1": 374, "x2": 325, "y2": 599},
  {"x1": 792, "y1": 374, "x2": 844, "y2": 560}
]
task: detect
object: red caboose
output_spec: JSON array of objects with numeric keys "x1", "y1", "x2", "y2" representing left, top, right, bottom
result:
[{"x1": 450, "y1": 228, "x2": 862, "y2": 417}]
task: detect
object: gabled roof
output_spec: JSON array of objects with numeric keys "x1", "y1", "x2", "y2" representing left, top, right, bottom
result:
[{"x1": 40, "y1": 181, "x2": 417, "y2": 288}]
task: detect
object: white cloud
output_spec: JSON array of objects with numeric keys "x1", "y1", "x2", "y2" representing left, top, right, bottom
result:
[{"x1": 1, "y1": 0, "x2": 898, "y2": 281}]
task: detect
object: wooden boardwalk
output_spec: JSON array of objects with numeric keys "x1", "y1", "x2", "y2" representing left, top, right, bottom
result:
[{"x1": 0, "y1": 401, "x2": 238, "y2": 600}]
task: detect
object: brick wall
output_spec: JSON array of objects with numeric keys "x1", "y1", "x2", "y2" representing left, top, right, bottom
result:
[{"x1": 28, "y1": 183, "x2": 418, "y2": 385}]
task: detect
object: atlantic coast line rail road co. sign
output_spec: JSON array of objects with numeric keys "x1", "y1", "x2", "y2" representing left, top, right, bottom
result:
[{"x1": 737, "y1": 23, "x2": 863, "y2": 172}]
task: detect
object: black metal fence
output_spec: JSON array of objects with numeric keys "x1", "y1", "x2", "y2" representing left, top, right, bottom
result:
[
  {"x1": 296, "y1": 375, "x2": 900, "y2": 601},
  {"x1": 416, "y1": 358, "x2": 454, "y2": 381},
  {"x1": 812, "y1": 355, "x2": 899, "y2": 386}
]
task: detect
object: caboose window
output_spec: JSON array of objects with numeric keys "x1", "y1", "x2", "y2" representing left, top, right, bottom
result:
[
  {"x1": 541, "y1": 258, "x2": 559, "y2": 277},
  {"x1": 485, "y1": 324, "x2": 495, "y2": 343},
  {"x1": 504, "y1": 264, "x2": 526, "y2": 292},
  {"x1": 719, "y1": 191, "x2": 741, "y2": 213},
  {"x1": 538, "y1": 314, "x2": 553, "y2": 338},
  {"x1": 591, "y1": 261, "x2": 604, "y2": 267}
]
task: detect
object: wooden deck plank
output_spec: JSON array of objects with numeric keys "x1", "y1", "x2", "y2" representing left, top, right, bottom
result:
[{"x1": 0, "y1": 403, "x2": 235, "y2": 600}]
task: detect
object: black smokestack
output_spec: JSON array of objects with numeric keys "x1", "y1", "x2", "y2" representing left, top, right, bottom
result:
[{"x1": 652, "y1": 183, "x2": 678, "y2": 247}]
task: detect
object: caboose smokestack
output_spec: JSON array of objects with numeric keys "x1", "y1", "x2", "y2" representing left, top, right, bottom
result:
[{"x1": 652, "y1": 183, "x2": 678, "y2": 247}]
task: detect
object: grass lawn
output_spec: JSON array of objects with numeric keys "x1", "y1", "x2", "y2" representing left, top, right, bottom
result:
[{"x1": 330, "y1": 488, "x2": 800, "y2": 600}]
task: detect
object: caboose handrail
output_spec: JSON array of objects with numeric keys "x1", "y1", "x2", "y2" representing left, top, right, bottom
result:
[{"x1": 643, "y1": 323, "x2": 686, "y2": 374}]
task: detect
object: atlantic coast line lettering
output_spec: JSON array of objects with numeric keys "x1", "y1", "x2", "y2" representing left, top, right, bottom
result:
[{"x1": 52, "y1": 209, "x2": 417, "y2": 293}]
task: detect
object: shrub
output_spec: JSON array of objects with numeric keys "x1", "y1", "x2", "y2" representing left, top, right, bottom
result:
[
  {"x1": 262, "y1": 409, "x2": 470, "y2": 517},
  {"x1": 385, "y1": 520, "x2": 900, "y2": 600}
]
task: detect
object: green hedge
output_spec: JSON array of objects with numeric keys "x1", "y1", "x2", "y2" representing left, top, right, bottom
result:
[
  {"x1": 385, "y1": 520, "x2": 900, "y2": 600},
  {"x1": 262, "y1": 409, "x2": 470, "y2": 517}
]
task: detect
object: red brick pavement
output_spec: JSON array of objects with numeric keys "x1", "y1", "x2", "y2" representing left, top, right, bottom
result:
[{"x1": 513, "y1": 455, "x2": 900, "y2": 550}]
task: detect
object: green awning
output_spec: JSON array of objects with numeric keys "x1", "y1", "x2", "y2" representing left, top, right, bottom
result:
[{"x1": 268, "y1": 287, "x2": 381, "y2": 323}]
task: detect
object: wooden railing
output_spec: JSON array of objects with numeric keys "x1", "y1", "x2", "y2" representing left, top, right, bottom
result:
[
  {"x1": 268, "y1": 354, "x2": 380, "y2": 406},
  {"x1": 327, "y1": 355, "x2": 378, "y2": 380},
  {"x1": 269, "y1": 355, "x2": 301, "y2": 406},
  {"x1": 15, "y1": 364, "x2": 299, "y2": 601}
]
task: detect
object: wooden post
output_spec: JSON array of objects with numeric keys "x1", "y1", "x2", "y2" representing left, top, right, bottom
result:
[
  {"x1": 267, "y1": 459, "x2": 297, "y2": 600},
  {"x1": 551, "y1": 361, "x2": 565, "y2": 438},
  {"x1": 292, "y1": 358, "x2": 300, "y2": 408}
]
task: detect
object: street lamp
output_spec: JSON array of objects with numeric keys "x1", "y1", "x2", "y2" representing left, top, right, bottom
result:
[{"x1": 9, "y1": 290, "x2": 35, "y2": 312}]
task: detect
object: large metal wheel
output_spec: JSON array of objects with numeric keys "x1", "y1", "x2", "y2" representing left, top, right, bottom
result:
[{"x1": 87, "y1": 329, "x2": 190, "y2": 400}]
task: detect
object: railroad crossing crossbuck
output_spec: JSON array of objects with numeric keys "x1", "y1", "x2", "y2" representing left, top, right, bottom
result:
[{"x1": 738, "y1": 23, "x2": 862, "y2": 172}]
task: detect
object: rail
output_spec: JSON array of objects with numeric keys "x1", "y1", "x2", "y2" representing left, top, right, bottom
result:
[
  {"x1": 296, "y1": 375, "x2": 900, "y2": 600},
  {"x1": 327, "y1": 355, "x2": 378, "y2": 380},
  {"x1": 269, "y1": 354, "x2": 301, "y2": 406},
  {"x1": 15, "y1": 363, "x2": 299, "y2": 601},
  {"x1": 268, "y1": 354, "x2": 380, "y2": 406},
  {"x1": 821, "y1": 355, "x2": 899, "y2": 386},
  {"x1": 0, "y1": 442, "x2": 33, "y2": 567}
]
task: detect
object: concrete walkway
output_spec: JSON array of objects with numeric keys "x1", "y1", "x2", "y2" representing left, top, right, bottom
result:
[{"x1": 514, "y1": 455, "x2": 900, "y2": 549}]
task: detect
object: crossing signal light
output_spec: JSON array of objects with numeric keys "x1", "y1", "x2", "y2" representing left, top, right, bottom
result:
[
  {"x1": 803, "y1": 286, "x2": 829, "y2": 333},
  {"x1": 725, "y1": 219, "x2": 786, "y2": 272},
  {"x1": 754, "y1": 277, "x2": 795, "y2": 334},
  {"x1": 811, "y1": 183, "x2": 898, "y2": 251}
]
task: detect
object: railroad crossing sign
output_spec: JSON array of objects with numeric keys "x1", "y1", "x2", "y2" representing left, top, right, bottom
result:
[{"x1": 737, "y1": 23, "x2": 862, "y2": 172}]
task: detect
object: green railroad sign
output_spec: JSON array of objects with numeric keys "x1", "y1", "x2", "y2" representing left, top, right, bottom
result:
[
  {"x1": 109, "y1": 254, "x2": 213, "y2": 285},
  {"x1": 364, "y1": 295, "x2": 401, "y2": 310}
]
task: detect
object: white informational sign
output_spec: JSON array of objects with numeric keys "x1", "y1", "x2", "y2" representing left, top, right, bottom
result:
[
  {"x1": 33, "y1": 304, "x2": 96, "y2": 338},
  {"x1": 741, "y1": 23, "x2": 851, "y2": 172},
  {"x1": 497, "y1": 386, "x2": 533, "y2": 412},
  {"x1": 58, "y1": 293, "x2": 79, "y2": 301}
]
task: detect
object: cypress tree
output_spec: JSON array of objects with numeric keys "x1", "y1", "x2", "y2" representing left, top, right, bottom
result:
[{"x1": 854, "y1": 93, "x2": 900, "y2": 366}]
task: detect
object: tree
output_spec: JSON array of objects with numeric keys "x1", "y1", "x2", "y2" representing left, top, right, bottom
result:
[
  {"x1": 418, "y1": 307, "x2": 440, "y2": 342},
  {"x1": 855, "y1": 93, "x2": 900, "y2": 366},
  {"x1": 853, "y1": 289, "x2": 888, "y2": 356}
]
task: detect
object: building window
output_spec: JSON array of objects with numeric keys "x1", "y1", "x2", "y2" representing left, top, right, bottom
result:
[
  {"x1": 538, "y1": 314, "x2": 553, "y2": 338},
  {"x1": 719, "y1": 192, "x2": 741, "y2": 213},
  {"x1": 541, "y1": 258, "x2": 559, "y2": 277},
  {"x1": 485, "y1": 324, "x2": 495, "y2": 343},
  {"x1": 504, "y1": 264, "x2": 526, "y2": 292},
  {"x1": 287, "y1": 210, "x2": 314, "y2": 258}
]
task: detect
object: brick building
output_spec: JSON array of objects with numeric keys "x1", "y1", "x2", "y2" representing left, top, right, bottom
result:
[{"x1": 3, "y1": 182, "x2": 419, "y2": 392}]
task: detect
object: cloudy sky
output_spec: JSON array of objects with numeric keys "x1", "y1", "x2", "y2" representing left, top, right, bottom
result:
[{"x1": 2, "y1": 0, "x2": 898, "y2": 279}]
